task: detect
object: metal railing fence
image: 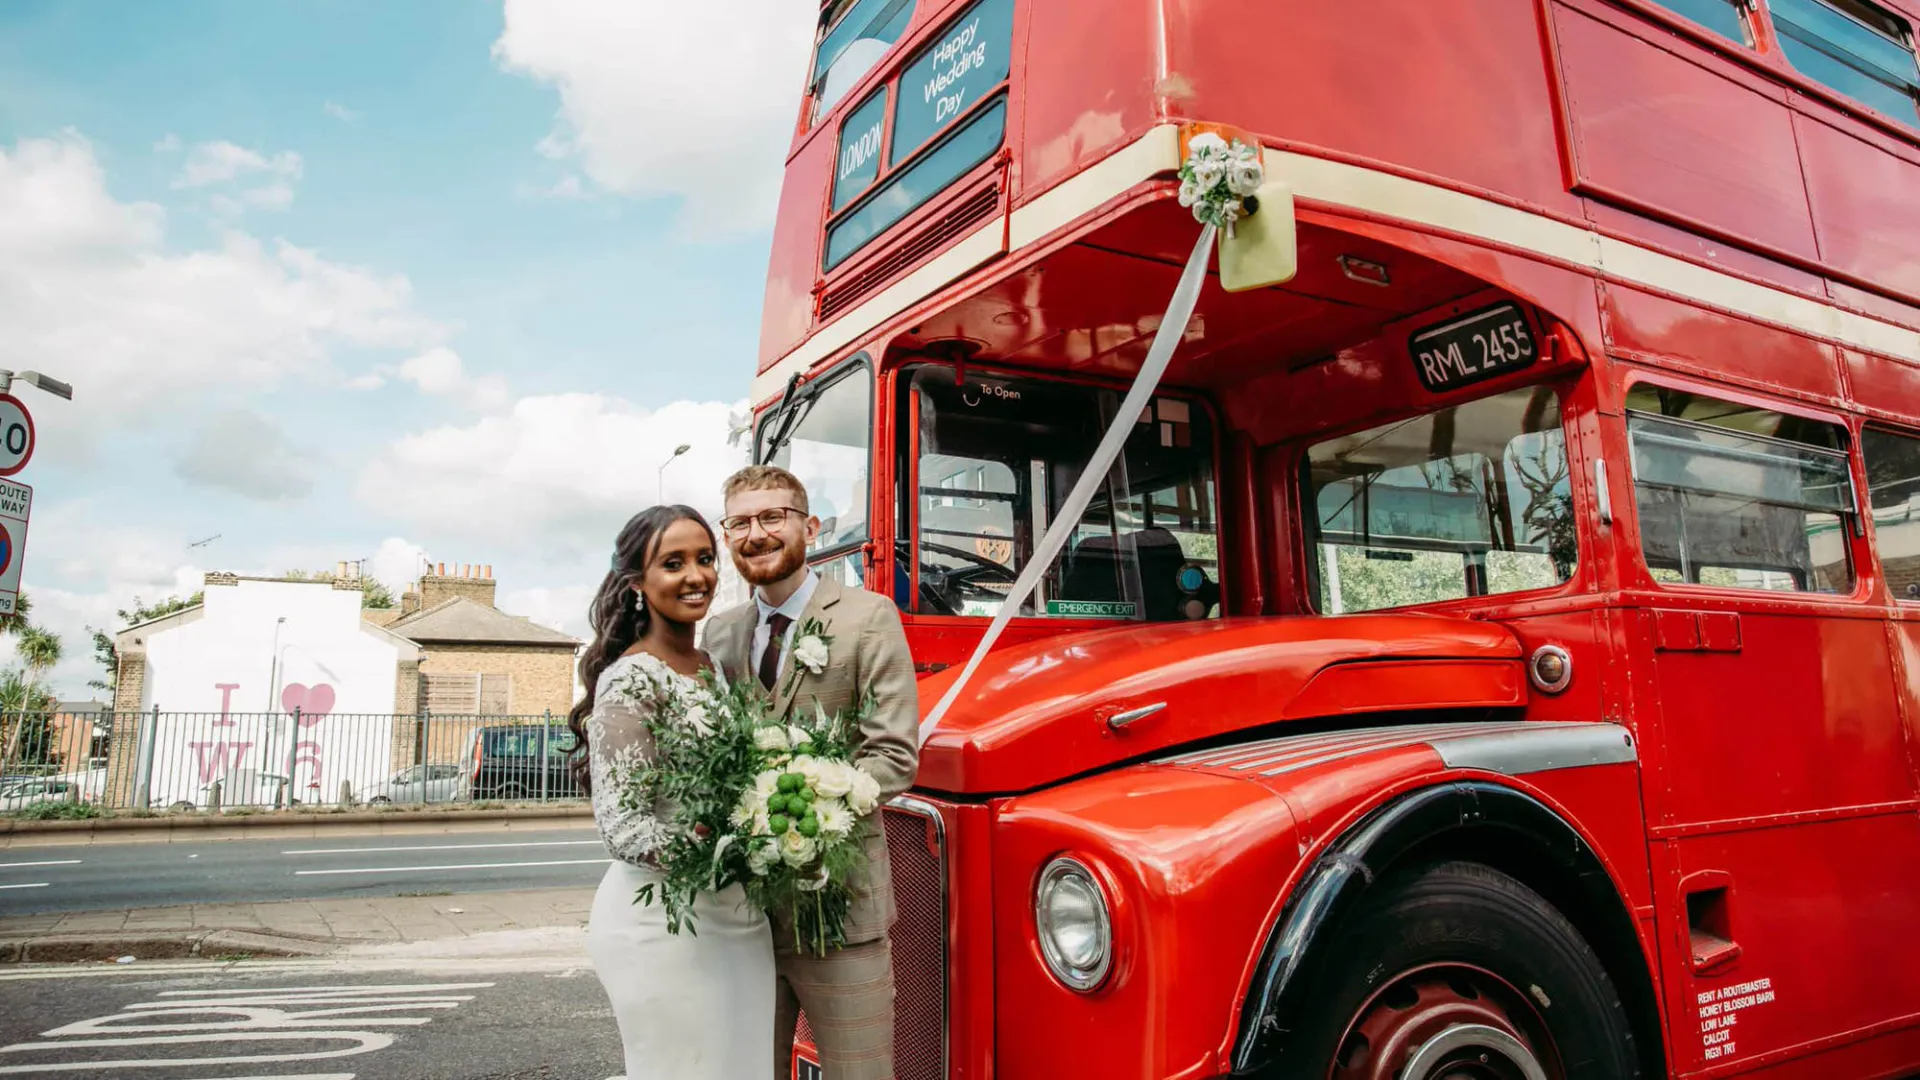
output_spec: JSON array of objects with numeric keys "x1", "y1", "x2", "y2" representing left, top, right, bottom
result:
[{"x1": 0, "y1": 709, "x2": 587, "y2": 813}]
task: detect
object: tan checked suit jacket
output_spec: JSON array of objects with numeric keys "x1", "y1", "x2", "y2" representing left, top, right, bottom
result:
[{"x1": 706, "y1": 574, "x2": 920, "y2": 950}]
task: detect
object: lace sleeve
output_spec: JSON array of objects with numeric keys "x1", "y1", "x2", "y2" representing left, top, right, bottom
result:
[{"x1": 588, "y1": 658, "x2": 671, "y2": 866}]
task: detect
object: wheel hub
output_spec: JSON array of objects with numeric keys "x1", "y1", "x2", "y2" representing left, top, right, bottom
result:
[{"x1": 1331, "y1": 965, "x2": 1556, "y2": 1080}]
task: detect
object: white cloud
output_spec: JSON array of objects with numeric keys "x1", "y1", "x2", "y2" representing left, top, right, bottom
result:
[
  {"x1": 0, "y1": 501, "x2": 207, "y2": 698},
  {"x1": 346, "y1": 373, "x2": 387, "y2": 391},
  {"x1": 172, "y1": 408, "x2": 316, "y2": 501},
  {"x1": 0, "y1": 133, "x2": 445, "y2": 447},
  {"x1": 366, "y1": 537, "x2": 430, "y2": 596},
  {"x1": 323, "y1": 101, "x2": 359, "y2": 123},
  {"x1": 154, "y1": 133, "x2": 182, "y2": 154},
  {"x1": 492, "y1": 0, "x2": 816, "y2": 231},
  {"x1": 357, "y1": 393, "x2": 746, "y2": 550},
  {"x1": 173, "y1": 140, "x2": 303, "y2": 190},
  {"x1": 396, "y1": 347, "x2": 510, "y2": 412}
]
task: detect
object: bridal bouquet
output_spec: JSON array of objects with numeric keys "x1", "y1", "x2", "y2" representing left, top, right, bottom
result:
[{"x1": 613, "y1": 667, "x2": 878, "y2": 957}]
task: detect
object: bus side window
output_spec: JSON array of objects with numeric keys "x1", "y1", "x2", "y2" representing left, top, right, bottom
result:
[
  {"x1": 1643, "y1": 0, "x2": 1755, "y2": 44},
  {"x1": 1625, "y1": 388, "x2": 1856, "y2": 593},
  {"x1": 1770, "y1": 0, "x2": 1920, "y2": 128},
  {"x1": 1863, "y1": 428, "x2": 1920, "y2": 603}
]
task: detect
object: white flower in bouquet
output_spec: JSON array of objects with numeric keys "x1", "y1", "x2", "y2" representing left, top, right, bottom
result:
[
  {"x1": 847, "y1": 767, "x2": 882, "y2": 815},
  {"x1": 812, "y1": 762, "x2": 855, "y2": 800},
  {"x1": 754, "y1": 770, "x2": 781, "y2": 797},
  {"x1": 748, "y1": 841, "x2": 778, "y2": 877},
  {"x1": 730, "y1": 791, "x2": 758, "y2": 830},
  {"x1": 1191, "y1": 158, "x2": 1225, "y2": 189},
  {"x1": 780, "y1": 829, "x2": 820, "y2": 868},
  {"x1": 1188, "y1": 132, "x2": 1228, "y2": 160},
  {"x1": 1178, "y1": 177, "x2": 1200, "y2": 207},
  {"x1": 1227, "y1": 160, "x2": 1263, "y2": 197},
  {"x1": 792, "y1": 635, "x2": 830, "y2": 674},
  {"x1": 681, "y1": 703, "x2": 713, "y2": 736},
  {"x1": 814, "y1": 799, "x2": 854, "y2": 837},
  {"x1": 754, "y1": 726, "x2": 791, "y2": 752},
  {"x1": 790, "y1": 754, "x2": 827, "y2": 789},
  {"x1": 786, "y1": 725, "x2": 814, "y2": 750}
]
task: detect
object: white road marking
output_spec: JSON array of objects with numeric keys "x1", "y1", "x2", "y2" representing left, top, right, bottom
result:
[
  {"x1": 0, "y1": 982, "x2": 493, "y2": 1074},
  {"x1": 0, "y1": 862, "x2": 80, "y2": 870},
  {"x1": 178, "y1": 1075, "x2": 354, "y2": 1080},
  {"x1": 280, "y1": 840, "x2": 599, "y2": 856},
  {"x1": 294, "y1": 859, "x2": 607, "y2": 877},
  {"x1": 0, "y1": 883, "x2": 48, "y2": 891}
]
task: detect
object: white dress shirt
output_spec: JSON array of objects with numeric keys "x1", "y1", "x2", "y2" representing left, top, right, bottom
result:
[{"x1": 753, "y1": 566, "x2": 819, "y2": 681}]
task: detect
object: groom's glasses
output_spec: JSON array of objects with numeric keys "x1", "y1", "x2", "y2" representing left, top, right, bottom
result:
[{"x1": 719, "y1": 507, "x2": 805, "y2": 536}]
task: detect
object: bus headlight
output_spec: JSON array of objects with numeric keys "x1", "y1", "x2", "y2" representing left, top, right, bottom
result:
[{"x1": 1035, "y1": 857, "x2": 1112, "y2": 991}]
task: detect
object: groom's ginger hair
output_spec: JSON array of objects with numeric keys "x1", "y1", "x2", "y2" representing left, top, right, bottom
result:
[{"x1": 723, "y1": 464, "x2": 810, "y2": 514}]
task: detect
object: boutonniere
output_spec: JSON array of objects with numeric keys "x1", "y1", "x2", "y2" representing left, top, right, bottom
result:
[{"x1": 783, "y1": 617, "x2": 832, "y2": 696}]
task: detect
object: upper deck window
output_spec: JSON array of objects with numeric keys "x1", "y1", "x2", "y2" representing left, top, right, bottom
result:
[
  {"x1": 1862, "y1": 427, "x2": 1920, "y2": 602},
  {"x1": 825, "y1": 95, "x2": 1006, "y2": 270},
  {"x1": 890, "y1": 0, "x2": 1016, "y2": 164},
  {"x1": 811, "y1": 0, "x2": 916, "y2": 121},
  {"x1": 1303, "y1": 386, "x2": 1578, "y2": 614},
  {"x1": 901, "y1": 365, "x2": 1222, "y2": 622},
  {"x1": 1647, "y1": 0, "x2": 1754, "y2": 44},
  {"x1": 1625, "y1": 386, "x2": 1855, "y2": 592},
  {"x1": 1770, "y1": 0, "x2": 1920, "y2": 126}
]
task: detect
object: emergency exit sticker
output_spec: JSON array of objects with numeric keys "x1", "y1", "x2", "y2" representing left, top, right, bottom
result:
[{"x1": 1047, "y1": 600, "x2": 1137, "y2": 619}]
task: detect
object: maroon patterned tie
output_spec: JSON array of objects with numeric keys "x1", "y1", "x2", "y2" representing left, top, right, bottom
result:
[{"x1": 758, "y1": 612, "x2": 793, "y2": 692}]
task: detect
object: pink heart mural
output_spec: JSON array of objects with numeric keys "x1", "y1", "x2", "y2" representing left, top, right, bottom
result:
[{"x1": 280, "y1": 683, "x2": 336, "y2": 727}]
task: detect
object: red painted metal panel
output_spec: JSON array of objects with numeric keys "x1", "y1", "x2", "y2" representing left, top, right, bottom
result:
[
  {"x1": 1654, "y1": 609, "x2": 1702, "y2": 652},
  {"x1": 757, "y1": 132, "x2": 834, "y2": 374},
  {"x1": 1550, "y1": 5, "x2": 1821, "y2": 264},
  {"x1": 1164, "y1": 0, "x2": 1583, "y2": 220},
  {"x1": 1600, "y1": 284, "x2": 1847, "y2": 405},
  {"x1": 1014, "y1": 0, "x2": 1159, "y2": 209},
  {"x1": 1794, "y1": 112, "x2": 1920, "y2": 306},
  {"x1": 1841, "y1": 347, "x2": 1920, "y2": 427}
]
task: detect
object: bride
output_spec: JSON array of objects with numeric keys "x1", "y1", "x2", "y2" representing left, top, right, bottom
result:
[{"x1": 570, "y1": 505, "x2": 774, "y2": 1078}]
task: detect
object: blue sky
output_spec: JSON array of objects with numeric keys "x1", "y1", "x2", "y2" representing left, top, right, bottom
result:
[{"x1": 0, "y1": 0, "x2": 817, "y2": 695}]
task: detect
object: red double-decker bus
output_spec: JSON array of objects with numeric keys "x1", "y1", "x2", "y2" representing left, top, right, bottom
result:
[{"x1": 750, "y1": 0, "x2": 1920, "y2": 1076}]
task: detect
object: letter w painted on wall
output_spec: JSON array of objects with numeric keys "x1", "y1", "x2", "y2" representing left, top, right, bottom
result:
[{"x1": 189, "y1": 741, "x2": 254, "y2": 784}]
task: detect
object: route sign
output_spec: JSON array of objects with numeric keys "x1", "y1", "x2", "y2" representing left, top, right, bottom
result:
[
  {"x1": 0, "y1": 479, "x2": 30, "y2": 616},
  {"x1": 0, "y1": 394, "x2": 33, "y2": 477}
]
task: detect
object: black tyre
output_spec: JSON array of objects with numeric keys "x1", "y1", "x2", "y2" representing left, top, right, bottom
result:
[
  {"x1": 497, "y1": 782, "x2": 527, "y2": 801},
  {"x1": 1286, "y1": 860, "x2": 1640, "y2": 1080}
]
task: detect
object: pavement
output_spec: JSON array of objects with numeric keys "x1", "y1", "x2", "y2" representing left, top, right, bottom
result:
[
  {"x1": 0, "y1": 824, "x2": 608, "y2": 914},
  {"x1": 0, "y1": 883, "x2": 597, "y2": 963}
]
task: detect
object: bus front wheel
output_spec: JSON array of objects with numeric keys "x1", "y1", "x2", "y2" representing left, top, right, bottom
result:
[{"x1": 1293, "y1": 860, "x2": 1640, "y2": 1080}]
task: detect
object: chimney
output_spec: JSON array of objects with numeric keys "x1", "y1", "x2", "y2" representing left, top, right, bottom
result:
[
  {"x1": 336, "y1": 560, "x2": 349, "y2": 580},
  {"x1": 483, "y1": 565, "x2": 492, "y2": 579},
  {"x1": 419, "y1": 559, "x2": 499, "y2": 610}
]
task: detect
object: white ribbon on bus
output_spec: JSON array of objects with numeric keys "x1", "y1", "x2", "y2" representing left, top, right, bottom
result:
[{"x1": 918, "y1": 224, "x2": 1218, "y2": 744}]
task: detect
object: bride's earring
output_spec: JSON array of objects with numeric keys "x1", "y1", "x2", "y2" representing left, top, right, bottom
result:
[{"x1": 632, "y1": 588, "x2": 646, "y2": 613}]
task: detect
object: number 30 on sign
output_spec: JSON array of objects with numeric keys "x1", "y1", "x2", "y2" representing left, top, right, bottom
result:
[{"x1": 0, "y1": 394, "x2": 34, "y2": 478}]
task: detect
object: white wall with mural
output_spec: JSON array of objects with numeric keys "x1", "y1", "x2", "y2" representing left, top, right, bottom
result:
[{"x1": 136, "y1": 578, "x2": 410, "y2": 808}]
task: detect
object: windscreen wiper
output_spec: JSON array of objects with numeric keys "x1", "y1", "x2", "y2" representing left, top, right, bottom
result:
[{"x1": 755, "y1": 373, "x2": 807, "y2": 465}]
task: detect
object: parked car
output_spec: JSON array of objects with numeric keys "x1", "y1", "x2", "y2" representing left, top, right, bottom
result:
[
  {"x1": 365, "y1": 763, "x2": 465, "y2": 805},
  {"x1": 0, "y1": 777, "x2": 80, "y2": 812},
  {"x1": 459, "y1": 723, "x2": 581, "y2": 802}
]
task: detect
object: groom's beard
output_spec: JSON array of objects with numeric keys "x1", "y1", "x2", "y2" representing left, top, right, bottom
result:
[{"x1": 733, "y1": 535, "x2": 806, "y2": 587}]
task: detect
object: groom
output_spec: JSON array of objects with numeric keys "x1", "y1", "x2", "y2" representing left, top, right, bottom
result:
[{"x1": 709, "y1": 464, "x2": 919, "y2": 1080}]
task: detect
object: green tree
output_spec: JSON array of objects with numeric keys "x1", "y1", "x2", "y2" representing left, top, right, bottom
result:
[
  {"x1": 87, "y1": 593, "x2": 203, "y2": 694},
  {"x1": 2, "y1": 602, "x2": 63, "y2": 772}
]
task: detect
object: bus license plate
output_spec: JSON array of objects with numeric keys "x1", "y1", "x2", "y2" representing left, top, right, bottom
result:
[{"x1": 1408, "y1": 302, "x2": 1537, "y2": 393}]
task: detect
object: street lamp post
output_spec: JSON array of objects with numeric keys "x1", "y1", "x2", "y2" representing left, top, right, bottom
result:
[{"x1": 658, "y1": 444, "x2": 691, "y2": 503}]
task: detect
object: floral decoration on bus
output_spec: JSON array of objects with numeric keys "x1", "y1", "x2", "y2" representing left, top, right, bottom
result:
[{"x1": 1177, "y1": 134, "x2": 1265, "y2": 234}]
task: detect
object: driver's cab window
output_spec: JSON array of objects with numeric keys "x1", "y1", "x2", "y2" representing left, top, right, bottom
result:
[
  {"x1": 758, "y1": 363, "x2": 873, "y2": 574},
  {"x1": 900, "y1": 364, "x2": 1223, "y2": 622}
]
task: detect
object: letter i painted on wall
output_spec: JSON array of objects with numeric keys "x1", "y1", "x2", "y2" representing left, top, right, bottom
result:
[{"x1": 214, "y1": 683, "x2": 240, "y2": 727}]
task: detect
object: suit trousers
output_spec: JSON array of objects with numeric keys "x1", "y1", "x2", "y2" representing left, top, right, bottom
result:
[{"x1": 774, "y1": 937, "x2": 894, "y2": 1080}]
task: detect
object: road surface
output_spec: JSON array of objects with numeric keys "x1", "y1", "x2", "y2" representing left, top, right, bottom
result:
[
  {"x1": 0, "y1": 955, "x2": 624, "y2": 1079},
  {"x1": 0, "y1": 827, "x2": 609, "y2": 915}
]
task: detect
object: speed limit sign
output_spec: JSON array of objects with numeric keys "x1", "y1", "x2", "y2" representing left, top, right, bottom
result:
[{"x1": 0, "y1": 395, "x2": 33, "y2": 477}]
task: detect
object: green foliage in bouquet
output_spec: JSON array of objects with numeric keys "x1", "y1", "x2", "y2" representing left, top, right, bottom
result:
[
  {"x1": 732, "y1": 696, "x2": 880, "y2": 957},
  {"x1": 612, "y1": 662, "x2": 879, "y2": 957}
]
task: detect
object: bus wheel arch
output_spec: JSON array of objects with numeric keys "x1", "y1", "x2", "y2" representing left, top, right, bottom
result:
[{"x1": 1230, "y1": 780, "x2": 1664, "y2": 1079}]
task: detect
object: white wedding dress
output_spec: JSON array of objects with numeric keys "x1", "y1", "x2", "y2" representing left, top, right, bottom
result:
[{"x1": 586, "y1": 651, "x2": 774, "y2": 1079}]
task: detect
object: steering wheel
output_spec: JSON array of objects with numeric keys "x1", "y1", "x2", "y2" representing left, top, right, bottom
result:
[{"x1": 898, "y1": 540, "x2": 1018, "y2": 614}]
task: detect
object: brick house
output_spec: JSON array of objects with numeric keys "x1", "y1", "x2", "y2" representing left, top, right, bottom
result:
[{"x1": 382, "y1": 565, "x2": 582, "y2": 767}]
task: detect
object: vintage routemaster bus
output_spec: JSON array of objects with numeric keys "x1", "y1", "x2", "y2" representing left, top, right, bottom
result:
[{"x1": 750, "y1": 0, "x2": 1920, "y2": 1076}]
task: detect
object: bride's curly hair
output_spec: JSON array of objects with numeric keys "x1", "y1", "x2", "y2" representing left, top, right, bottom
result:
[{"x1": 568, "y1": 505, "x2": 716, "y2": 793}]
